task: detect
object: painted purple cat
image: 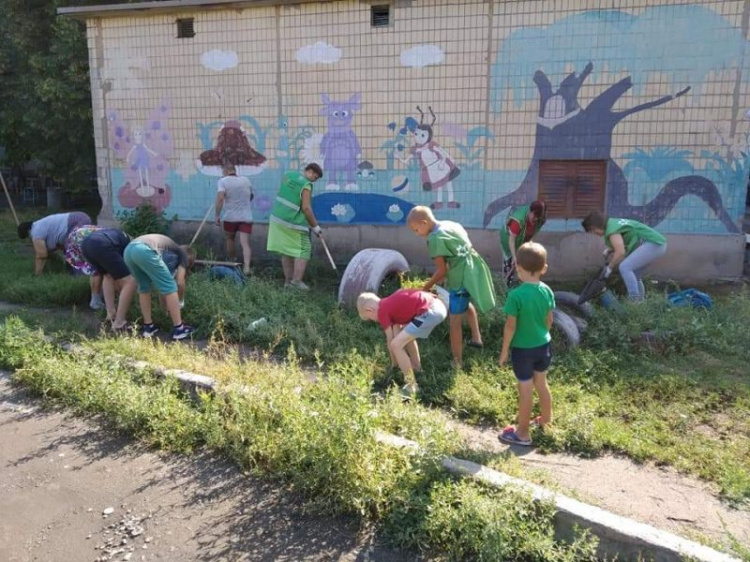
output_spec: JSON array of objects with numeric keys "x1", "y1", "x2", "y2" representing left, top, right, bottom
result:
[{"x1": 320, "y1": 93, "x2": 362, "y2": 191}]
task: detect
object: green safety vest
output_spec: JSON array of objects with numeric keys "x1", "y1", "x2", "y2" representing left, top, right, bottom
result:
[
  {"x1": 604, "y1": 218, "x2": 666, "y2": 255},
  {"x1": 499, "y1": 205, "x2": 534, "y2": 256},
  {"x1": 270, "y1": 172, "x2": 312, "y2": 232}
]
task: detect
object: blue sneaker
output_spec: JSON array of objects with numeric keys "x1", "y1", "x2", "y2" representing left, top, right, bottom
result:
[
  {"x1": 139, "y1": 323, "x2": 159, "y2": 338},
  {"x1": 171, "y1": 323, "x2": 194, "y2": 341}
]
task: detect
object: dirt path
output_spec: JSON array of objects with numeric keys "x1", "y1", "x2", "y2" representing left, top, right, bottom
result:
[
  {"x1": 0, "y1": 371, "x2": 412, "y2": 562},
  {"x1": 450, "y1": 420, "x2": 750, "y2": 551}
]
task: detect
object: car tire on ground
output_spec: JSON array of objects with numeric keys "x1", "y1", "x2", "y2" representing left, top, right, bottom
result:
[{"x1": 338, "y1": 248, "x2": 411, "y2": 308}]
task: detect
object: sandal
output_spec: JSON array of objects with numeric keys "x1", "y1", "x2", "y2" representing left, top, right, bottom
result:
[
  {"x1": 467, "y1": 340, "x2": 484, "y2": 349},
  {"x1": 498, "y1": 426, "x2": 532, "y2": 446}
]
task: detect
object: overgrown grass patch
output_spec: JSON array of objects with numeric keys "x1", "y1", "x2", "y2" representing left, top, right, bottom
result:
[
  {"x1": 0, "y1": 316, "x2": 598, "y2": 560},
  {"x1": 2, "y1": 217, "x2": 749, "y2": 504}
]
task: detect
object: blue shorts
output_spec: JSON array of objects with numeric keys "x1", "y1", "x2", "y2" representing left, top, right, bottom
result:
[
  {"x1": 449, "y1": 289, "x2": 471, "y2": 315},
  {"x1": 123, "y1": 241, "x2": 178, "y2": 295},
  {"x1": 403, "y1": 299, "x2": 447, "y2": 339},
  {"x1": 511, "y1": 343, "x2": 552, "y2": 382}
]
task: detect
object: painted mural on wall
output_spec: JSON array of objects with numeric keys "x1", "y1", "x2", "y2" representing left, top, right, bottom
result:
[
  {"x1": 318, "y1": 93, "x2": 362, "y2": 191},
  {"x1": 196, "y1": 119, "x2": 267, "y2": 177},
  {"x1": 482, "y1": 63, "x2": 741, "y2": 232},
  {"x1": 398, "y1": 106, "x2": 461, "y2": 210},
  {"x1": 487, "y1": 4, "x2": 749, "y2": 233},
  {"x1": 103, "y1": 4, "x2": 748, "y2": 235},
  {"x1": 108, "y1": 102, "x2": 173, "y2": 212}
]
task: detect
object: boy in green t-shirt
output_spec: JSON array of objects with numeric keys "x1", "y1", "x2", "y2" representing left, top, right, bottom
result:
[
  {"x1": 499, "y1": 242, "x2": 555, "y2": 447},
  {"x1": 407, "y1": 206, "x2": 496, "y2": 367}
]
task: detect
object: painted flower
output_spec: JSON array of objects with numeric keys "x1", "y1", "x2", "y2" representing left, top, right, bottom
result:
[
  {"x1": 331, "y1": 203, "x2": 347, "y2": 217},
  {"x1": 388, "y1": 204, "x2": 400, "y2": 213}
]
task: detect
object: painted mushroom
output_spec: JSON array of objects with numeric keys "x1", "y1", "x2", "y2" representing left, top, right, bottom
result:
[{"x1": 196, "y1": 120, "x2": 268, "y2": 177}]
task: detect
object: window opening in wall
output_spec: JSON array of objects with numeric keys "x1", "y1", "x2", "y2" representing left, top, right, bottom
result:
[
  {"x1": 538, "y1": 160, "x2": 607, "y2": 219},
  {"x1": 177, "y1": 18, "x2": 195, "y2": 39},
  {"x1": 371, "y1": 5, "x2": 390, "y2": 28}
]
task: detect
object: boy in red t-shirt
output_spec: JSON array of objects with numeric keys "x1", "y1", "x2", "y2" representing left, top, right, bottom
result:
[{"x1": 357, "y1": 289, "x2": 447, "y2": 398}]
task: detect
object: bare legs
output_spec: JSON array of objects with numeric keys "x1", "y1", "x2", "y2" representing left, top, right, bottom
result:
[
  {"x1": 225, "y1": 231, "x2": 252, "y2": 275},
  {"x1": 281, "y1": 256, "x2": 309, "y2": 285},
  {"x1": 389, "y1": 328, "x2": 422, "y2": 387},
  {"x1": 514, "y1": 371, "x2": 552, "y2": 442},
  {"x1": 448, "y1": 304, "x2": 483, "y2": 367},
  {"x1": 139, "y1": 291, "x2": 183, "y2": 328}
]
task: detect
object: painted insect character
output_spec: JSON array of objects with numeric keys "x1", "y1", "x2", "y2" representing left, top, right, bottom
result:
[
  {"x1": 319, "y1": 93, "x2": 362, "y2": 191},
  {"x1": 400, "y1": 106, "x2": 461, "y2": 210}
]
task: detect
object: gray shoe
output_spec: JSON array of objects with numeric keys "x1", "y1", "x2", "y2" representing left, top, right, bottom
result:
[{"x1": 289, "y1": 280, "x2": 310, "y2": 291}]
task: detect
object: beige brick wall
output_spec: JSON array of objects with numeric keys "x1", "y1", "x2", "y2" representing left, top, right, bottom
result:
[{"x1": 86, "y1": 0, "x2": 748, "y2": 242}]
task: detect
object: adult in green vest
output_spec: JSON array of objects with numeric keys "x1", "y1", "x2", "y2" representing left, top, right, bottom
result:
[
  {"x1": 267, "y1": 163, "x2": 324, "y2": 290},
  {"x1": 499, "y1": 200, "x2": 547, "y2": 286},
  {"x1": 581, "y1": 210, "x2": 667, "y2": 301}
]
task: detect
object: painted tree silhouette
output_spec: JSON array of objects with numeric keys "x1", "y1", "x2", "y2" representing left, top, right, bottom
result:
[{"x1": 483, "y1": 62, "x2": 739, "y2": 233}]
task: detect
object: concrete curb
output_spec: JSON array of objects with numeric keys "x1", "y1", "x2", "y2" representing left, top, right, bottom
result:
[{"x1": 57, "y1": 341, "x2": 738, "y2": 562}]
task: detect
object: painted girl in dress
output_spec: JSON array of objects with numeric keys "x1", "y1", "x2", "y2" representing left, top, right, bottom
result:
[{"x1": 400, "y1": 106, "x2": 461, "y2": 210}]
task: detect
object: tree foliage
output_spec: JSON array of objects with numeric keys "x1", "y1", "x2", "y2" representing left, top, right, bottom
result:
[{"x1": 0, "y1": 1, "x2": 152, "y2": 192}]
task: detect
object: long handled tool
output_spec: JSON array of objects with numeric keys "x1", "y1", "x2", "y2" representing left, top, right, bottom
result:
[
  {"x1": 190, "y1": 204, "x2": 214, "y2": 247},
  {"x1": 318, "y1": 234, "x2": 337, "y2": 272},
  {"x1": 0, "y1": 170, "x2": 19, "y2": 226}
]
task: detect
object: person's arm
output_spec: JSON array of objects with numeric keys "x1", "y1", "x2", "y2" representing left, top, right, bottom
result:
[
  {"x1": 32, "y1": 239, "x2": 48, "y2": 275},
  {"x1": 499, "y1": 316, "x2": 516, "y2": 366},
  {"x1": 215, "y1": 190, "x2": 225, "y2": 225},
  {"x1": 175, "y1": 266, "x2": 186, "y2": 303},
  {"x1": 300, "y1": 189, "x2": 319, "y2": 230},
  {"x1": 507, "y1": 219, "x2": 521, "y2": 264},
  {"x1": 607, "y1": 233, "x2": 627, "y2": 271},
  {"x1": 422, "y1": 256, "x2": 448, "y2": 291},
  {"x1": 546, "y1": 310, "x2": 553, "y2": 330},
  {"x1": 508, "y1": 232, "x2": 519, "y2": 263},
  {"x1": 384, "y1": 326, "x2": 398, "y2": 367}
]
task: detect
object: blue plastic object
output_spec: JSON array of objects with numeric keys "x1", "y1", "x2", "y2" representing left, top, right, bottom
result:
[
  {"x1": 208, "y1": 265, "x2": 245, "y2": 285},
  {"x1": 667, "y1": 288, "x2": 713, "y2": 310}
]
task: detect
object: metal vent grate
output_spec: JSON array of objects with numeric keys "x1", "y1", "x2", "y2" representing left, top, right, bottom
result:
[
  {"x1": 177, "y1": 18, "x2": 195, "y2": 39},
  {"x1": 371, "y1": 5, "x2": 390, "y2": 28}
]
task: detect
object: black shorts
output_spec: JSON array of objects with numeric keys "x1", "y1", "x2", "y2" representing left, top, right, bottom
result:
[
  {"x1": 511, "y1": 343, "x2": 552, "y2": 382},
  {"x1": 81, "y1": 229, "x2": 131, "y2": 280}
]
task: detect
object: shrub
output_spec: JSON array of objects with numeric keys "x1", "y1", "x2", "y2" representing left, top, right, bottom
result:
[{"x1": 117, "y1": 203, "x2": 176, "y2": 238}]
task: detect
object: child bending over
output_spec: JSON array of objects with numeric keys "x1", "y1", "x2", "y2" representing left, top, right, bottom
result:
[{"x1": 357, "y1": 288, "x2": 447, "y2": 398}]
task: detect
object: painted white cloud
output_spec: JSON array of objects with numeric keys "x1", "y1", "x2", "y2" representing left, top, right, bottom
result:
[
  {"x1": 200, "y1": 50, "x2": 239, "y2": 72},
  {"x1": 295, "y1": 42, "x2": 342, "y2": 65},
  {"x1": 400, "y1": 45, "x2": 445, "y2": 68}
]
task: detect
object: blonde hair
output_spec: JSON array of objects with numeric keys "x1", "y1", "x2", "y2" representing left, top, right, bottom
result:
[
  {"x1": 406, "y1": 205, "x2": 436, "y2": 225},
  {"x1": 516, "y1": 242, "x2": 547, "y2": 274},
  {"x1": 356, "y1": 292, "x2": 380, "y2": 319}
]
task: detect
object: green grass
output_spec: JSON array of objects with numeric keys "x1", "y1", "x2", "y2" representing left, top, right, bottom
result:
[
  {"x1": 1, "y1": 208, "x2": 749, "y2": 505},
  {"x1": 0, "y1": 316, "x2": 598, "y2": 560}
]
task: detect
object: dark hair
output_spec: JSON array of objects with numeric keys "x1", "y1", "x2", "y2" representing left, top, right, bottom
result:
[
  {"x1": 17, "y1": 221, "x2": 33, "y2": 239},
  {"x1": 305, "y1": 163, "x2": 323, "y2": 179},
  {"x1": 530, "y1": 200, "x2": 547, "y2": 227},
  {"x1": 581, "y1": 210, "x2": 608, "y2": 232},
  {"x1": 516, "y1": 242, "x2": 547, "y2": 274}
]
